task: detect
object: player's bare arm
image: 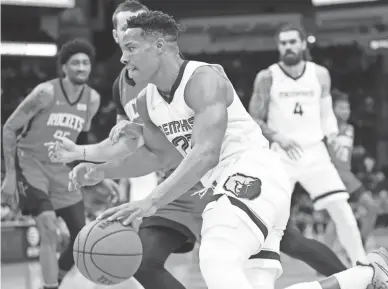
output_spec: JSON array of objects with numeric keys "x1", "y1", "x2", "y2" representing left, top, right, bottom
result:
[
  {"x1": 47, "y1": 89, "x2": 140, "y2": 163},
  {"x1": 249, "y1": 69, "x2": 278, "y2": 142},
  {"x1": 93, "y1": 89, "x2": 181, "y2": 179},
  {"x1": 148, "y1": 66, "x2": 228, "y2": 210},
  {"x1": 317, "y1": 65, "x2": 338, "y2": 139},
  {"x1": 3, "y1": 82, "x2": 54, "y2": 174},
  {"x1": 69, "y1": 90, "x2": 182, "y2": 189},
  {"x1": 249, "y1": 69, "x2": 303, "y2": 160},
  {"x1": 2, "y1": 82, "x2": 54, "y2": 203},
  {"x1": 98, "y1": 66, "x2": 229, "y2": 223}
]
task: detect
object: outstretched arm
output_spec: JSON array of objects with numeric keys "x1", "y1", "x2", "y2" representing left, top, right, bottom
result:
[
  {"x1": 97, "y1": 89, "x2": 182, "y2": 179},
  {"x1": 69, "y1": 90, "x2": 182, "y2": 190},
  {"x1": 48, "y1": 78, "x2": 142, "y2": 163},
  {"x1": 3, "y1": 82, "x2": 54, "y2": 175},
  {"x1": 97, "y1": 139, "x2": 181, "y2": 180},
  {"x1": 76, "y1": 79, "x2": 134, "y2": 162},
  {"x1": 249, "y1": 69, "x2": 278, "y2": 142}
]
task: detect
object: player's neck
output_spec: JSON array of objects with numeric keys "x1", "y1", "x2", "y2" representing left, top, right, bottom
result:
[
  {"x1": 279, "y1": 61, "x2": 306, "y2": 78},
  {"x1": 151, "y1": 54, "x2": 184, "y2": 94},
  {"x1": 62, "y1": 78, "x2": 85, "y2": 102}
]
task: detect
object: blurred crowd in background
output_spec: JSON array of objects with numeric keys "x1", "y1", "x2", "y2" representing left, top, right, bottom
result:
[{"x1": 1, "y1": 1, "x2": 388, "y2": 243}]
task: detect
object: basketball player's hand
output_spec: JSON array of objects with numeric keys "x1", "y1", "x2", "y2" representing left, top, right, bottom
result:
[
  {"x1": 45, "y1": 135, "x2": 80, "y2": 163},
  {"x1": 273, "y1": 134, "x2": 303, "y2": 161},
  {"x1": 101, "y1": 179, "x2": 120, "y2": 204},
  {"x1": 69, "y1": 163, "x2": 104, "y2": 191},
  {"x1": 109, "y1": 121, "x2": 143, "y2": 144},
  {"x1": 1, "y1": 172, "x2": 19, "y2": 209},
  {"x1": 326, "y1": 134, "x2": 338, "y2": 146},
  {"x1": 97, "y1": 197, "x2": 157, "y2": 226}
]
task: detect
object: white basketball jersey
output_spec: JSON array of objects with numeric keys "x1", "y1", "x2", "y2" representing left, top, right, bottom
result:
[
  {"x1": 267, "y1": 62, "x2": 323, "y2": 146},
  {"x1": 146, "y1": 61, "x2": 269, "y2": 187}
]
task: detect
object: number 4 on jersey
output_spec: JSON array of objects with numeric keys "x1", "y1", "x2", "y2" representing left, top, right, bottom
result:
[{"x1": 293, "y1": 102, "x2": 303, "y2": 115}]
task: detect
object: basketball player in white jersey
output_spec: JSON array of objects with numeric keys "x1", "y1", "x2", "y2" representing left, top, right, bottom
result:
[
  {"x1": 45, "y1": 2, "x2": 211, "y2": 289},
  {"x1": 69, "y1": 11, "x2": 387, "y2": 289},
  {"x1": 249, "y1": 24, "x2": 366, "y2": 267}
]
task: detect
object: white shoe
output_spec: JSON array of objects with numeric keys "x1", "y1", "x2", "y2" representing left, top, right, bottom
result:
[{"x1": 361, "y1": 247, "x2": 388, "y2": 289}]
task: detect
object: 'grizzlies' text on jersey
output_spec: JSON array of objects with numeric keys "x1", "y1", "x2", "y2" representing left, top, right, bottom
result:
[
  {"x1": 267, "y1": 62, "x2": 323, "y2": 146},
  {"x1": 327, "y1": 123, "x2": 354, "y2": 170},
  {"x1": 17, "y1": 78, "x2": 92, "y2": 162},
  {"x1": 145, "y1": 61, "x2": 269, "y2": 188}
]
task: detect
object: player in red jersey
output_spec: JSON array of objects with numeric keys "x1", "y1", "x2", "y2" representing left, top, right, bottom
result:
[{"x1": 1, "y1": 39, "x2": 100, "y2": 289}]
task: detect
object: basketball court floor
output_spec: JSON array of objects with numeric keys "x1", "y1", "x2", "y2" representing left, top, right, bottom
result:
[{"x1": 2, "y1": 229, "x2": 387, "y2": 289}]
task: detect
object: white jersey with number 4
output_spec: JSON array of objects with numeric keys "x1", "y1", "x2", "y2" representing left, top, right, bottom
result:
[
  {"x1": 145, "y1": 61, "x2": 270, "y2": 188},
  {"x1": 267, "y1": 61, "x2": 323, "y2": 147}
]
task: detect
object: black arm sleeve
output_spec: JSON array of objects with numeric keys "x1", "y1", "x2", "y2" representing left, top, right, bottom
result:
[{"x1": 113, "y1": 76, "x2": 126, "y2": 116}]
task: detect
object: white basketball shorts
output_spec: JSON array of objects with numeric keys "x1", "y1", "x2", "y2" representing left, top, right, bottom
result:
[
  {"x1": 272, "y1": 141, "x2": 349, "y2": 210},
  {"x1": 202, "y1": 148, "x2": 292, "y2": 276}
]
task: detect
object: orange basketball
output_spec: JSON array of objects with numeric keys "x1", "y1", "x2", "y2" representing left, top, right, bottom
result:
[{"x1": 73, "y1": 219, "x2": 142, "y2": 285}]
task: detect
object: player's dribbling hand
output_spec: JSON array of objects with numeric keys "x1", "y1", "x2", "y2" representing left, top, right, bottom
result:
[
  {"x1": 68, "y1": 163, "x2": 104, "y2": 191},
  {"x1": 273, "y1": 134, "x2": 304, "y2": 161},
  {"x1": 97, "y1": 197, "x2": 157, "y2": 226},
  {"x1": 45, "y1": 135, "x2": 81, "y2": 163},
  {"x1": 109, "y1": 121, "x2": 143, "y2": 144},
  {"x1": 1, "y1": 173, "x2": 19, "y2": 209}
]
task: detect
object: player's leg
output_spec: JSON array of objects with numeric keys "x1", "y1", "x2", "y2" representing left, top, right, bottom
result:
[
  {"x1": 134, "y1": 223, "x2": 188, "y2": 289},
  {"x1": 280, "y1": 222, "x2": 347, "y2": 276},
  {"x1": 352, "y1": 188, "x2": 379, "y2": 246},
  {"x1": 199, "y1": 195, "x2": 276, "y2": 289},
  {"x1": 339, "y1": 169, "x2": 378, "y2": 246},
  {"x1": 284, "y1": 247, "x2": 388, "y2": 289},
  {"x1": 35, "y1": 210, "x2": 60, "y2": 289},
  {"x1": 17, "y1": 154, "x2": 59, "y2": 289},
  {"x1": 199, "y1": 164, "x2": 290, "y2": 289},
  {"x1": 323, "y1": 219, "x2": 337, "y2": 247},
  {"x1": 301, "y1": 157, "x2": 366, "y2": 265},
  {"x1": 324, "y1": 199, "x2": 366, "y2": 265},
  {"x1": 55, "y1": 200, "x2": 86, "y2": 285}
]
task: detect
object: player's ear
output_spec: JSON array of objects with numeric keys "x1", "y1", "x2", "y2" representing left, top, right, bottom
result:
[
  {"x1": 301, "y1": 40, "x2": 307, "y2": 50},
  {"x1": 155, "y1": 38, "x2": 166, "y2": 54},
  {"x1": 112, "y1": 29, "x2": 119, "y2": 44},
  {"x1": 61, "y1": 64, "x2": 67, "y2": 77}
]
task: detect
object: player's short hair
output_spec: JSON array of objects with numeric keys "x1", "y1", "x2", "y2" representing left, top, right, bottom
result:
[
  {"x1": 126, "y1": 11, "x2": 181, "y2": 41},
  {"x1": 275, "y1": 23, "x2": 307, "y2": 42},
  {"x1": 332, "y1": 89, "x2": 349, "y2": 104},
  {"x1": 112, "y1": 0, "x2": 149, "y2": 29},
  {"x1": 58, "y1": 39, "x2": 95, "y2": 65}
]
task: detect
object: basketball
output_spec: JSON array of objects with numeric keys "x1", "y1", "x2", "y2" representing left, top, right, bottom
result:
[{"x1": 73, "y1": 219, "x2": 143, "y2": 285}]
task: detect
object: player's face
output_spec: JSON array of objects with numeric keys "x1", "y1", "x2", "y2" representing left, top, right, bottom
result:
[
  {"x1": 113, "y1": 10, "x2": 146, "y2": 49},
  {"x1": 120, "y1": 28, "x2": 161, "y2": 83},
  {"x1": 63, "y1": 53, "x2": 91, "y2": 85},
  {"x1": 334, "y1": 100, "x2": 350, "y2": 122},
  {"x1": 277, "y1": 30, "x2": 306, "y2": 66}
]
